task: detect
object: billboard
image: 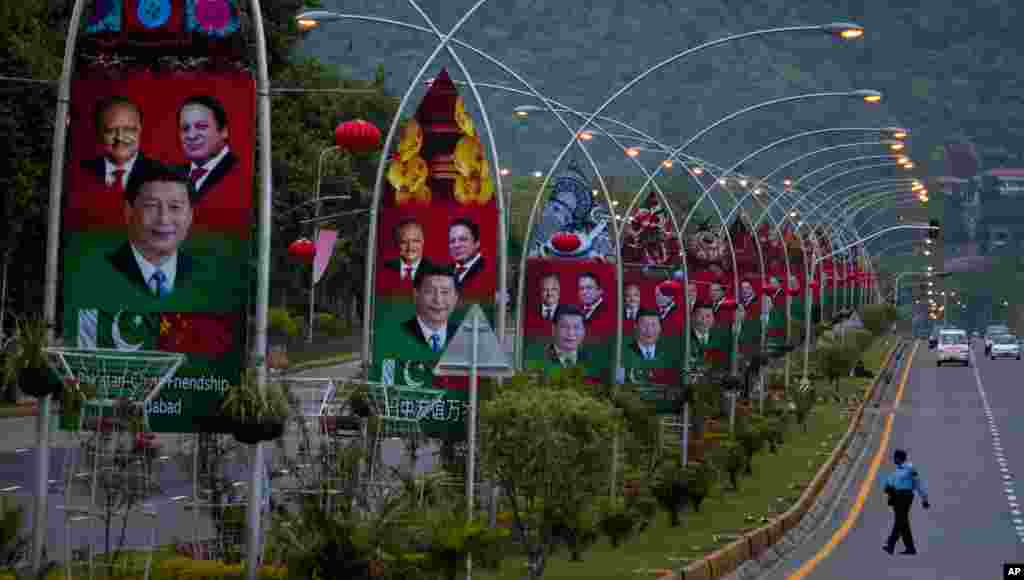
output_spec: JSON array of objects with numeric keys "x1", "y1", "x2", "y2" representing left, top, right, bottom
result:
[
  {"x1": 368, "y1": 70, "x2": 498, "y2": 437},
  {"x1": 620, "y1": 268, "x2": 684, "y2": 412},
  {"x1": 61, "y1": 71, "x2": 255, "y2": 432},
  {"x1": 523, "y1": 164, "x2": 615, "y2": 382}
]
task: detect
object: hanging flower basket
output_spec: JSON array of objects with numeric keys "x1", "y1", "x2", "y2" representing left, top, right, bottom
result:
[
  {"x1": 230, "y1": 418, "x2": 266, "y2": 445},
  {"x1": 19, "y1": 366, "x2": 63, "y2": 398}
]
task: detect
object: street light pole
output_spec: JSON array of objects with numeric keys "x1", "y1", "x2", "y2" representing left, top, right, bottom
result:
[{"x1": 36, "y1": 0, "x2": 88, "y2": 573}]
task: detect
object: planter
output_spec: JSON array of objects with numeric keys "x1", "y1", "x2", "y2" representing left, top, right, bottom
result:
[
  {"x1": 230, "y1": 418, "x2": 285, "y2": 444},
  {"x1": 19, "y1": 366, "x2": 62, "y2": 398},
  {"x1": 320, "y1": 415, "x2": 362, "y2": 434},
  {"x1": 260, "y1": 419, "x2": 285, "y2": 442},
  {"x1": 231, "y1": 419, "x2": 265, "y2": 445}
]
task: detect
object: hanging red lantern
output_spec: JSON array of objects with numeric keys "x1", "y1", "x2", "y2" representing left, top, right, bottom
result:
[
  {"x1": 288, "y1": 238, "x2": 316, "y2": 263},
  {"x1": 551, "y1": 231, "x2": 582, "y2": 253},
  {"x1": 335, "y1": 119, "x2": 382, "y2": 153}
]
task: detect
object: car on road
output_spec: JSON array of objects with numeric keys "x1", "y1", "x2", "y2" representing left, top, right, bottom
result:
[
  {"x1": 937, "y1": 328, "x2": 970, "y2": 366},
  {"x1": 984, "y1": 325, "x2": 1010, "y2": 355},
  {"x1": 928, "y1": 329, "x2": 939, "y2": 349},
  {"x1": 989, "y1": 334, "x2": 1021, "y2": 360}
]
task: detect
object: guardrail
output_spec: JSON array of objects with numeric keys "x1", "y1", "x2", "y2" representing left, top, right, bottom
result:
[{"x1": 672, "y1": 336, "x2": 905, "y2": 580}]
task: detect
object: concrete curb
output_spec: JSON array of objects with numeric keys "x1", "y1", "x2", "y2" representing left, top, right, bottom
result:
[{"x1": 672, "y1": 337, "x2": 905, "y2": 580}]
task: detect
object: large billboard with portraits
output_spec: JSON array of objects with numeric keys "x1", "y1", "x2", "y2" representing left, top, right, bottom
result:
[
  {"x1": 368, "y1": 70, "x2": 497, "y2": 437},
  {"x1": 61, "y1": 70, "x2": 255, "y2": 432},
  {"x1": 523, "y1": 164, "x2": 616, "y2": 382},
  {"x1": 620, "y1": 268, "x2": 685, "y2": 413}
]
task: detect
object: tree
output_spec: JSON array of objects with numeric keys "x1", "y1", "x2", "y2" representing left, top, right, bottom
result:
[
  {"x1": 479, "y1": 372, "x2": 623, "y2": 579},
  {"x1": 815, "y1": 343, "x2": 858, "y2": 400}
]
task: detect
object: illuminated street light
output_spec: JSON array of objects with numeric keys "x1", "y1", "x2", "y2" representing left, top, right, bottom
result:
[
  {"x1": 739, "y1": 178, "x2": 749, "y2": 187},
  {"x1": 783, "y1": 178, "x2": 793, "y2": 188},
  {"x1": 531, "y1": 171, "x2": 543, "y2": 178},
  {"x1": 821, "y1": 22, "x2": 866, "y2": 39},
  {"x1": 662, "y1": 159, "x2": 674, "y2": 169},
  {"x1": 499, "y1": 168, "x2": 511, "y2": 177},
  {"x1": 513, "y1": 108, "x2": 530, "y2": 119},
  {"x1": 578, "y1": 131, "x2": 594, "y2": 141},
  {"x1": 889, "y1": 142, "x2": 905, "y2": 151},
  {"x1": 719, "y1": 178, "x2": 728, "y2": 186},
  {"x1": 692, "y1": 166, "x2": 704, "y2": 176},
  {"x1": 625, "y1": 147, "x2": 640, "y2": 158},
  {"x1": 296, "y1": 17, "x2": 319, "y2": 31}
]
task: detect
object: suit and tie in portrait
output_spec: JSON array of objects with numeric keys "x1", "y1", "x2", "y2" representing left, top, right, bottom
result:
[
  {"x1": 447, "y1": 217, "x2": 488, "y2": 294},
  {"x1": 390, "y1": 264, "x2": 462, "y2": 361},
  {"x1": 621, "y1": 308, "x2": 677, "y2": 369},
  {"x1": 378, "y1": 218, "x2": 436, "y2": 295},
  {"x1": 67, "y1": 95, "x2": 166, "y2": 228},
  {"x1": 176, "y1": 95, "x2": 239, "y2": 206}
]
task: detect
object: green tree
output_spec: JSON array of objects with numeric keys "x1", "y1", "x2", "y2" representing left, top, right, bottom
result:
[{"x1": 480, "y1": 371, "x2": 623, "y2": 579}]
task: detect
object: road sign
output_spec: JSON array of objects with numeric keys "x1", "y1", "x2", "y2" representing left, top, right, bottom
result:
[{"x1": 434, "y1": 304, "x2": 513, "y2": 377}]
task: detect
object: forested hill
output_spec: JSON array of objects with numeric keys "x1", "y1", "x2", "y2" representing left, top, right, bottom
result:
[{"x1": 301, "y1": 0, "x2": 1024, "y2": 174}]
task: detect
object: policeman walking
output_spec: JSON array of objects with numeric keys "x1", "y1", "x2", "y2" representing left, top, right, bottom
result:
[{"x1": 882, "y1": 448, "x2": 930, "y2": 555}]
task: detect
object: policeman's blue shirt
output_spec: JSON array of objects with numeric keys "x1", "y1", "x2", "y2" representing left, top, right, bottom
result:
[{"x1": 884, "y1": 462, "x2": 928, "y2": 500}]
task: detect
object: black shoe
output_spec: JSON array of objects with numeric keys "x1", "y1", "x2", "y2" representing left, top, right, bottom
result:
[
  {"x1": 900, "y1": 549, "x2": 917, "y2": 555},
  {"x1": 883, "y1": 545, "x2": 894, "y2": 554}
]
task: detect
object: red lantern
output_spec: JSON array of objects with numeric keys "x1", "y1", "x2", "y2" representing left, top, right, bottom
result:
[
  {"x1": 551, "y1": 232, "x2": 582, "y2": 253},
  {"x1": 335, "y1": 119, "x2": 381, "y2": 153},
  {"x1": 288, "y1": 238, "x2": 316, "y2": 263}
]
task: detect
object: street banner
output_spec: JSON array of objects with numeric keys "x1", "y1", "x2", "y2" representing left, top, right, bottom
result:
[
  {"x1": 620, "y1": 268, "x2": 684, "y2": 413},
  {"x1": 368, "y1": 70, "x2": 498, "y2": 437},
  {"x1": 685, "y1": 221, "x2": 734, "y2": 378},
  {"x1": 522, "y1": 163, "x2": 616, "y2": 382},
  {"x1": 61, "y1": 44, "x2": 254, "y2": 432},
  {"x1": 313, "y1": 228, "x2": 338, "y2": 285}
]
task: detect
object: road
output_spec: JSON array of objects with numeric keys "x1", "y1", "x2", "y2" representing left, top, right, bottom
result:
[{"x1": 760, "y1": 339, "x2": 1024, "y2": 580}]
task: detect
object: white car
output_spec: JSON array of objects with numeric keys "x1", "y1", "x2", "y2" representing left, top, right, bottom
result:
[
  {"x1": 937, "y1": 329, "x2": 970, "y2": 367},
  {"x1": 990, "y1": 334, "x2": 1021, "y2": 360}
]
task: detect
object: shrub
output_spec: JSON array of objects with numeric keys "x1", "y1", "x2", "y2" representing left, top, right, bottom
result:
[
  {"x1": 650, "y1": 462, "x2": 689, "y2": 527},
  {"x1": 314, "y1": 312, "x2": 349, "y2": 337},
  {"x1": 268, "y1": 308, "x2": 300, "y2": 338},
  {"x1": 735, "y1": 418, "x2": 767, "y2": 475},
  {"x1": 712, "y1": 440, "x2": 747, "y2": 491},
  {"x1": 682, "y1": 462, "x2": 714, "y2": 512}
]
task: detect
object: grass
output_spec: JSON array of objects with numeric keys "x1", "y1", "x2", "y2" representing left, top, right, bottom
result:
[{"x1": 478, "y1": 335, "x2": 894, "y2": 580}]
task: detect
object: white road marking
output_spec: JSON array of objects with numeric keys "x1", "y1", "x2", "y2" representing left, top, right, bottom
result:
[{"x1": 972, "y1": 361, "x2": 1021, "y2": 542}]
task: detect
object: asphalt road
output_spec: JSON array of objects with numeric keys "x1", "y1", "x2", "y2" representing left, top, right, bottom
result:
[{"x1": 760, "y1": 340, "x2": 1024, "y2": 580}]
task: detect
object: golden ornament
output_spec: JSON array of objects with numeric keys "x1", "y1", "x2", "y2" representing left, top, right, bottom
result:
[
  {"x1": 397, "y1": 118, "x2": 423, "y2": 162},
  {"x1": 454, "y1": 135, "x2": 483, "y2": 177},
  {"x1": 454, "y1": 96, "x2": 476, "y2": 137}
]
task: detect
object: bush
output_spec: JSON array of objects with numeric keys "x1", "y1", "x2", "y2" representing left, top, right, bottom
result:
[
  {"x1": 860, "y1": 304, "x2": 898, "y2": 336},
  {"x1": 153, "y1": 556, "x2": 287, "y2": 580},
  {"x1": 681, "y1": 462, "x2": 714, "y2": 512},
  {"x1": 314, "y1": 312, "x2": 349, "y2": 337},
  {"x1": 269, "y1": 307, "x2": 301, "y2": 338},
  {"x1": 651, "y1": 463, "x2": 689, "y2": 527},
  {"x1": 712, "y1": 440, "x2": 747, "y2": 491},
  {"x1": 735, "y1": 418, "x2": 767, "y2": 475}
]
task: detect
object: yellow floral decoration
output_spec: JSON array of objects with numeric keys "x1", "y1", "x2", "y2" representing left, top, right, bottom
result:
[
  {"x1": 453, "y1": 134, "x2": 493, "y2": 205},
  {"x1": 455, "y1": 96, "x2": 476, "y2": 137},
  {"x1": 389, "y1": 118, "x2": 431, "y2": 206}
]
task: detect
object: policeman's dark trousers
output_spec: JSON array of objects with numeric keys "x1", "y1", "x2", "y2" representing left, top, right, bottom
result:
[{"x1": 886, "y1": 491, "x2": 916, "y2": 551}]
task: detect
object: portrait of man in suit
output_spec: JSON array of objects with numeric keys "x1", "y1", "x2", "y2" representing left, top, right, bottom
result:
[
  {"x1": 691, "y1": 304, "x2": 715, "y2": 351},
  {"x1": 686, "y1": 281, "x2": 698, "y2": 312},
  {"x1": 710, "y1": 282, "x2": 727, "y2": 314},
  {"x1": 655, "y1": 281, "x2": 679, "y2": 322},
  {"x1": 108, "y1": 163, "x2": 198, "y2": 298},
  {"x1": 382, "y1": 218, "x2": 434, "y2": 287},
  {"x1": 400, "y1": 264, "x2": 460, "y2": 355},
  {"x1": 448, "y1": 217, "x2": 485, "y2": 288},
  {"x1": 178, "y1": 95, "x2": 238, "y2": 202},
  {"x1": 623, "y1": 283, "x2": 641, "y2": 321},
  {"x1": 80, "y1": 95, "x2": 161, "y2": 196},
  {"x1": 577, "y1": 272, "x2": 605, "y2": 323},
  {"x1": 545, "y1": 304, "x2": 588, "y2": 368},
  {"x1": 624, "y1": 308, "x2": 669, "y2": 367},
  {"x1": 538, "y1": 272, "x2": 560, "y2": 322},
  {"x1": 739, "y1": 280, "x2": 757, "y2": 310}
]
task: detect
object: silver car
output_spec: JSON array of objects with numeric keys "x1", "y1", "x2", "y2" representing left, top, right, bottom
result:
[{"x1": 990, "y1": 334, "x2": 1021, "y2": 360}]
